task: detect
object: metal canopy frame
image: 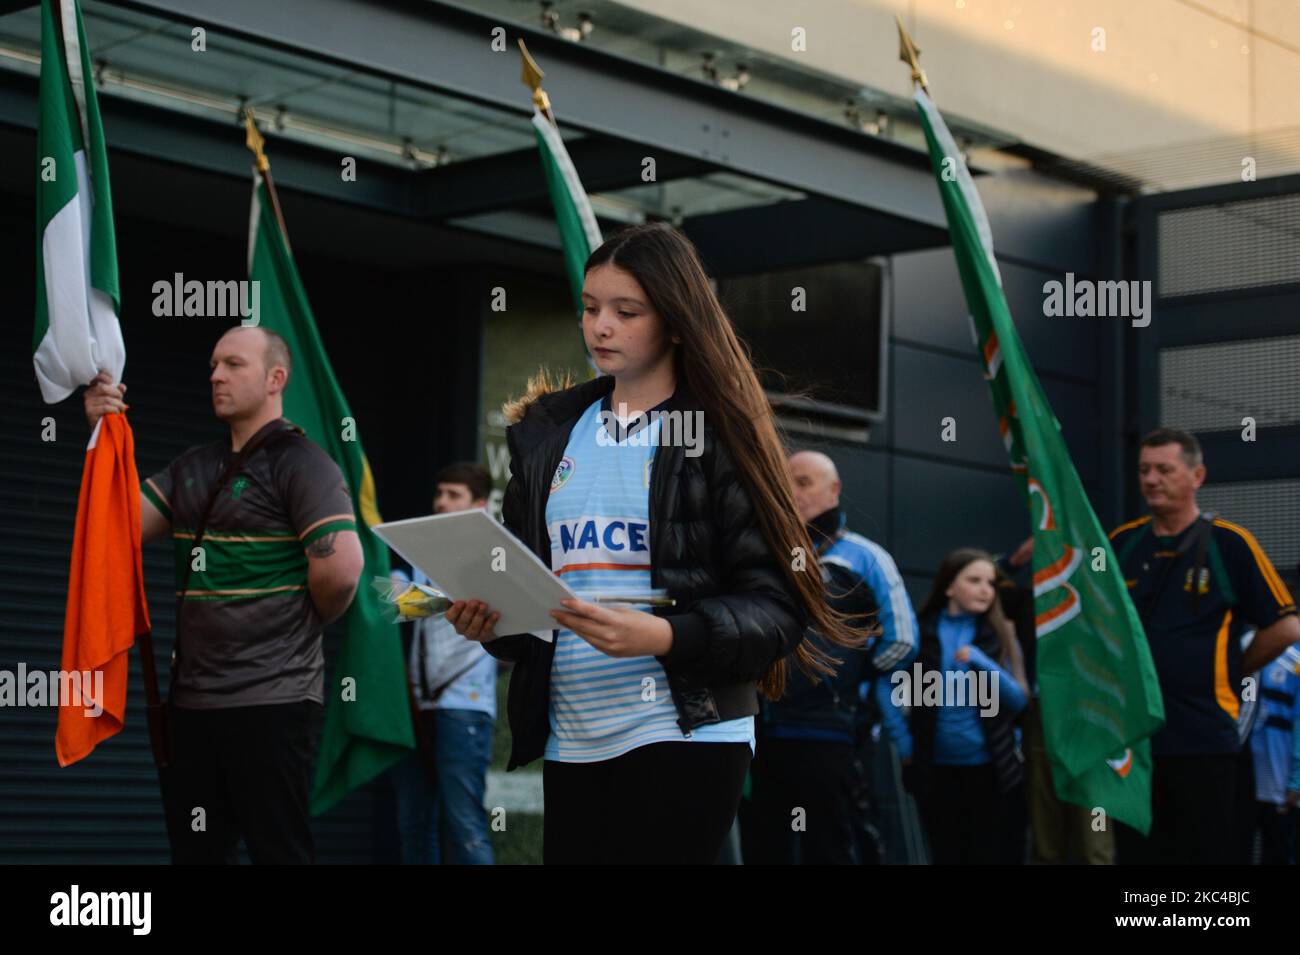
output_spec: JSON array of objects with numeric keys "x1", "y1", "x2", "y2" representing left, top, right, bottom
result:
[
  {"x1": 1, "y1": 0, "x2": 958, "y2": 271},
  {"x1": 105, "y1": 0, "x2": 949, "y2": 231}
]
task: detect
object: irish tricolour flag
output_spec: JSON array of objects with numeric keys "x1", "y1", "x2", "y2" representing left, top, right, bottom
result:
[
  {"x1": 34, "y1": 0, "x2": 151, "y2": 768},
  {"x1": 33, "y1": 0, "x2": 123, "y2": 403}
]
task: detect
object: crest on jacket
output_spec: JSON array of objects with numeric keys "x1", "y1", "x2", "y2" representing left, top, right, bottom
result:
[{"x1": 551, "y1": 456, "x2": 575, "y2": 494}]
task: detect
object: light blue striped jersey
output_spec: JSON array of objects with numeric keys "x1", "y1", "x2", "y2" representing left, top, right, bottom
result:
[
  {"x1": 1250, "y1": 645, "x2": 1300, "y2": 805},
  {"x1": 543, "y1": 395, "x2": 755, "y2": 762}
]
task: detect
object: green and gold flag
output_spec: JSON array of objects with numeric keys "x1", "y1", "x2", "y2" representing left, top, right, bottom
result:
[{"x1": 245, "y1": 120, "x2": 413, "y2": 815}]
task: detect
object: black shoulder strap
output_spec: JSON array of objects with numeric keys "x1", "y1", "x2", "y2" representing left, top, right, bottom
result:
[
  {"x1": 172, "y1": 422, "x2": 305, "y2": 664},
  {"x1": 428, "y1": 656, "x2": 487, "y2": 705},
  {"x1": 1139, "y1": 512, "x2": 1214, "y2": 623},
  {"x1": 1190, "y1": 511, "x2": 1216, "y2": 613}
]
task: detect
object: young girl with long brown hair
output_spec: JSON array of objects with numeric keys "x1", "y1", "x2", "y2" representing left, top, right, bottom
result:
[
  {"x1": 899, "y1": 548, "x2": 1030, "y2": 864},
  {"x1": 446, "y1": 223, "x2": 865, "y2": 864}
]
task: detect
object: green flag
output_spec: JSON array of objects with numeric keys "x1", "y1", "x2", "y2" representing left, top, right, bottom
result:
[
  {"x1": 247, "y1": 165, "x2": 413, "y2": 815},
  {"x1": 913, "y1": 86, "x2": 1164, "y2": 834},
  {"x1": 532, "y1": 107, "x2": 602, "y2": 310},
  {"x1": 33, "y1": 0, "x2": 124, "y2": 403},
  {"x1": 532, "y1": 107, "x2": 601, "y2": 371}
]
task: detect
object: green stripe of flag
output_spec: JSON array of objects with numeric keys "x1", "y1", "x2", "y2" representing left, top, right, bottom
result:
[
  {"x1": 34, "y1": 0, "x2": 123, "y2": 404},
  {"x1": 532, "y1": 108, "x2": 602, "y2": 309},
  {"x1": 532, "y1": 107, "x2": 602, "y2": 372}
]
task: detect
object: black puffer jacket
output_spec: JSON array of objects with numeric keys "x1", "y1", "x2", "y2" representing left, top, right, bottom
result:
[
  {"x1": 908, "y1": 609, "x2": 1025, "y2": 797},
  {"x1": 483, "y1": 374, "x2": 808, "y2": 770}
]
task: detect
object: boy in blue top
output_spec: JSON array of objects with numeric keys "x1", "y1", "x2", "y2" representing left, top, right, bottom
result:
[{"x1": 390, "y1": 463, "x2": 498, "y2": 865}]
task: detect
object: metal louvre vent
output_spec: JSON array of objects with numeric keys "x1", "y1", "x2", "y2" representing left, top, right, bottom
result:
[
  {"x1": 1158, "y1": 193, "x2": 1300, "y2": 297},
  {"x1": 1197, "y1": 480, "x2": 1300, "y2": 574},
  {"x1": 1160, "y1": 335, "x2": 1300, "y2": 431}
]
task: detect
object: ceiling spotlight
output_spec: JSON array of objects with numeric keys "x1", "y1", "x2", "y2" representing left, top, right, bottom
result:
[
  {"x1": 539, "y1": 1, "x2": 559, "y2": 32},
  {"x1": 577, "y1": 12, "x2": 594, "y2": 38},
  {"x1": 701, "y1": 51, "x2": 719, "y2": 83},
  {"x1": 721, "y1": 63, "x2": 750, "y2": 91}
]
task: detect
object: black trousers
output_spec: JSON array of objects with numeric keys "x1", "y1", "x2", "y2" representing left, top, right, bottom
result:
[
  {"x1": 917, "y1": 763, "x2": 1004, "y2": 864},
  {"x1": 1256, "y1": 802, "x2": 1298, "y2": 865},
  {"x1": 1116, "y1": 753, "x2": 1237, "y2": 865},
  {"x1": 542, "y1": 741, "x2": 750, "y2": 865},
  {"x1": 161, "y1": 700, "x2": 321, "y2": 865},
  {"x1": 743, "y1": 738, "x2": 859, "y2": 864}
]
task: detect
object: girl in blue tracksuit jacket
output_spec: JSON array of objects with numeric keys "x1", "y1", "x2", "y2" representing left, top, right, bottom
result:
[{"x1": 894, "y1": 548, "x2": 1030, "y2": 864}]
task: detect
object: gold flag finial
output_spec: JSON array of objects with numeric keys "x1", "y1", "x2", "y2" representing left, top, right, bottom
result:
[
  {"x1": 518, "y1": 38, "x2": 551, "y2": 114},
  {"x1": 243, "y1": 109, "x2": 269, "y2": 172},
  {"x1": 895, "y1": 16, "x2": 929, "y2": 92}
]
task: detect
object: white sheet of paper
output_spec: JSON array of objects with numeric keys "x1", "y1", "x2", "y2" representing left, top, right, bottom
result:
[{"x1": 373, "y1": 510, "x2": 570, "y2": 642}]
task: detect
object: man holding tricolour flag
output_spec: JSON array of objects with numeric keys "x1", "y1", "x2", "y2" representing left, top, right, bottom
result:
[
  {"x1": 78, "y1": 108, "x2": 420, "y2": 859},
  {"x1": 41, "y1": 0, "x2": 373, "y2": 863},
  {"x1": 84, "y1": 324, "x2": 365, "y2": 863},
  {"x1": 74, "y1": 103, "x2": 403, "y2": 863}
]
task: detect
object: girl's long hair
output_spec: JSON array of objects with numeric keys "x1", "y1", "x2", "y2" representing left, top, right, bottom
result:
[
  {"x1": 568, "y1": 222, "x2": 870, "y2": 698},
  {"x1": 919, "y1": 547, "x2": 1020, "y2": 671}
]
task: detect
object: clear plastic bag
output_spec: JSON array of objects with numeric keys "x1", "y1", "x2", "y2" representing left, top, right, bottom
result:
[{"x1": 371, "y1": 576, "x2": 453, "y2": 623}]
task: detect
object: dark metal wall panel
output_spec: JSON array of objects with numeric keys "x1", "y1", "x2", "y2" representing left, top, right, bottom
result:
[
  {"x1": 829, "y1": 448, "x2": 893, "y2": 547},
  {"x1": 891, "y1": 343, "x2": 1010, "y2": 470},
  {"x1": 890, "y1": 454, "x2": 1024, "y2": 580},
  {"x1": 1039, "y1": 377, "x2": 1102, "y2": 486},
  {"x1": 901, "y1": 574, "x2": 936, "y2": 613},
  {"x1": 893, "y1": 247, "x2": 1100, "y2": 383},
  {"x1": 977, "y1": 167, "x2": 1101, "y2": 277},
  {"x1": 1195, "y1": 428, "x2": 1300, "y2": 484},
  {"x1": 1133, "y1": 175, "x2": 1300, "y2": 518}
]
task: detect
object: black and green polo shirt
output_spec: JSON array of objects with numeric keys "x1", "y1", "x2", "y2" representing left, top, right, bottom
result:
[
  {"x1": 142, "y1": 417, "x2": 356, "y2": 709},
  {"x1": 1109, "y1": 512, "x2": 1297, "y2": 756}
]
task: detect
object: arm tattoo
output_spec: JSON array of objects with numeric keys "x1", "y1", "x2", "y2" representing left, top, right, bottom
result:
[{"x1": 306, "y1": 532, "x2": 338, "y2": 558}]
